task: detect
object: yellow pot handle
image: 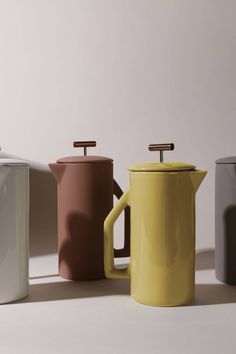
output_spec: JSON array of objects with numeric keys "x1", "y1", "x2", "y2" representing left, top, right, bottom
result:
[{"x1": 104, "y1": 191, "x2": 130, "y2": 279}]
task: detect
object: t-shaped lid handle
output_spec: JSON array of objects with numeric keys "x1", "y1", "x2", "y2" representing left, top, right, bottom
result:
[
  {"x1": 73, "y1": 141, "x2": 96, "y2": 156},
  {"x1": 148, "y1": 143, "x2": 175, "y2": 162}
]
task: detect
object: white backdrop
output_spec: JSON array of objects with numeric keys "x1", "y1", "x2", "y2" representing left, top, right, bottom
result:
[{"x1": 0, "y1": 0, "x2": 236, "y2": 254}]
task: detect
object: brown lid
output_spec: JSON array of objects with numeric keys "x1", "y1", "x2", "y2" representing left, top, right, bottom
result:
[
  {"x1": 57, "y1": 141, "x2": 112, "y2": 164},
  {"x1": 57, "y1": 156, "x2": 112, "y2": 163}
]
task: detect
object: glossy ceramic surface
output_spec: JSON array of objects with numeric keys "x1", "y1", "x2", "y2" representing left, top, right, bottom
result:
[
  {"x1": 129, "y1": 161, "x2": 196, "y2": 172},
  {"x1": 104, "y1": 168, "x2": 207, "y2": 307},
  {"x1": 0, "y1": 163, "x2": 29, "y2": 303}
]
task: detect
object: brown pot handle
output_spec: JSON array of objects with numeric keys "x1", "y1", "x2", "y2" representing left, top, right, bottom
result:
[{"x1": 113, "y1": 180, "x2": 130, "y2": 258}]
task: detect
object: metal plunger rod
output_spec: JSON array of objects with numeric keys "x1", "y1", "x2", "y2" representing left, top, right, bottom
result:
[
  {"x1": 148, "y1": 143, "x2": 175, "y2": 162},
  {"x1": 73, "y1": 141, "x2": 96, "y2": 156},
  {"x1": 160, "y1": 151, "x2": 163, "y2": 163}
]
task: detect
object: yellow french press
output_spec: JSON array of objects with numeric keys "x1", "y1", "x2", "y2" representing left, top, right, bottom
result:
[{"x1": 104, "y1": 143, "x2": 207, "y2": 306}]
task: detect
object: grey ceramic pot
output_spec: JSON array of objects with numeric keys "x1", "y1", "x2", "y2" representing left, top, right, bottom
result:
[{"x1": 215, "y1": 156, "x2": 236, "y2": 284}]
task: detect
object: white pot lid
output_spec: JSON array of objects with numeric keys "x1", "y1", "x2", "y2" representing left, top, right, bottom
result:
[{"x1": 0, "y1": 158, "x2": 29, "y2": 166}]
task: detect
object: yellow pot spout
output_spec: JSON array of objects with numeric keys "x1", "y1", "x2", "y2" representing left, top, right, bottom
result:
[{"x1": 191, "y1": 170, "x2": 207, "y2": 193}]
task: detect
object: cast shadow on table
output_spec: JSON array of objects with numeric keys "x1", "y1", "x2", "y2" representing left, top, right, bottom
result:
[
  {"x1": 195, "y1": 248, "x2": 215, "y2": 270},
  {"x1": 17, "y1": 278, "x2": 130, "y2": 304},
  {"x1": 193, "y1": 283, "x2": 236, "y2": 306},
  {"x1": 16, "y1": 280, "x2": 236, "y2": 306},
  {"x1": 29, "y1": 167, "x2": 57, "y2": 257},
  {"x1": 18, "y1": 248, "x2": 234, "y2": 306},
  {"x1": 191, "y1": 249, "x2": 236, "y2": 306}
]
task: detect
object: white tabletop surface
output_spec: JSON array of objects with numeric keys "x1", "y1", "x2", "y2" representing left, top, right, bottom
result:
[{"x1": 1, "y1": 250, "x2": 236, "y2": 354}]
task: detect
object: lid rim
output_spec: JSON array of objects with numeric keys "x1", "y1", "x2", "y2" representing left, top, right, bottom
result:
[
  {"x1": 57, "y1": 155, "x2": 113, "y2": 164},
  {"x1": 216, "y1": 156, "x2": 236, "y2": 164},
  {"x1": 129, "y1": 161, "x2": 196, "y2": 172},
  {"x1": 57, "y1": 161, "x2": 113, "y2": 164},
  {"x1": 129, "y1": 169, "x2": 196, "y2": 172},
  {"x1": 0, "y1": 158, "x2": 29, "y2": 166}
]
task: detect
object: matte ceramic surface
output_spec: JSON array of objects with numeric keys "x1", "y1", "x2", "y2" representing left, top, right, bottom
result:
[
  {"x1": 104, "y1": 166, "x2": 207, "y2": 307},
  {"x1": 0, "y1": 162, "x2": 29, "y2": 304},
  {"x1": 215, "y1": 158, "x2": 236, "y2": 284},
  {"x1": 49, "y1": 154, "x2": 130, "y2": 281}
]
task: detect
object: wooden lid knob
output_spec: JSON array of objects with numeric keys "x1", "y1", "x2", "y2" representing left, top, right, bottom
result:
[
  {"x1": 73, "y1": 141, "x2": 96, "y2": 156},
  {"x1": 148, "y1": 143, "x2": 174, "y2": 151},
  {"x1": 148, "y1": 143, "x2": 174, "y2": 162},
  {"x1": 73, "y1": 141, "x2": 96, "y2": 148}
]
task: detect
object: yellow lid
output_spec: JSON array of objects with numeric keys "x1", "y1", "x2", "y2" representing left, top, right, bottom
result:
[{"x1": 129, "y1": 161, "x2": 196, "y2": 172}]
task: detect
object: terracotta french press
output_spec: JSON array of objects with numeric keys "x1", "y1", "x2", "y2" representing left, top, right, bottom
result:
[
  {"x1": 49, "y1": 141, "x2": 130, "y2": 281},
  {"x1": 104, "y1": 143, "x2": 207, "y2": 306}
]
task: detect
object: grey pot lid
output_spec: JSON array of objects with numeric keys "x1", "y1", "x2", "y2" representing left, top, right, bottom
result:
[{"x1": 216, "y1": 156, "x2": 236, "y2": 164}]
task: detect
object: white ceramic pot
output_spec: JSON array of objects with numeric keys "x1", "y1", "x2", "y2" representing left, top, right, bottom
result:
[{"x1": 0, "y1": 159, "x2": 29, "y2": 303}]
